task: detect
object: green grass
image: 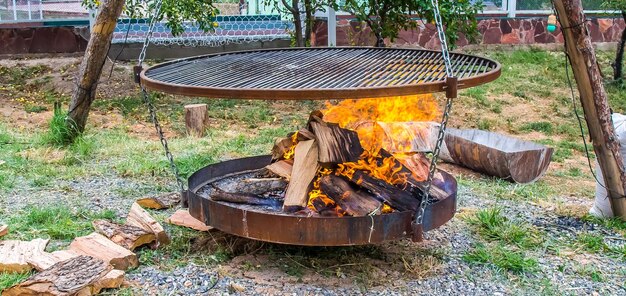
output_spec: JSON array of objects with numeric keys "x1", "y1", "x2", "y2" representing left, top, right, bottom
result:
[
  {"x1": 2, "y1": 205, "x2": 116, "y2": 241},
  {"x1": 462, "y1": 243, "x2": 538, "y2": 274},
  {"x1": 576, "y1": 233, "x2": 605, "y2": 253},
  {"x1": 0, "y1": 271, "x2": 32, "y2": 292},
  {"x1": 42, "y1": 103, "x2": 79, "y2": 147},
  {"x1": 519, "y1": 121, "x2": 554, "y2": 135},
  {"x1": 458, "y1": 177, "x2": 553, "y2": 201},
  {"x1": 466, "y1": 207, "x2": 543, "y2": 249}
]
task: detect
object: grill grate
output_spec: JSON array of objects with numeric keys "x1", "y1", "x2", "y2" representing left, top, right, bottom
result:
[{"x1": 141, "y1": 47, "x2": 501, "y2": 100}]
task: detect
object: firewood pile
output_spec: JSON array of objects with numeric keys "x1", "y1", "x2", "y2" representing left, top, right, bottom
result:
[
  {"x1": 0, "y1": 193, "x2": 206, "y2": 296},
  {"x1": 208, "y1": 111, "x2": 449, "y2": 217}
]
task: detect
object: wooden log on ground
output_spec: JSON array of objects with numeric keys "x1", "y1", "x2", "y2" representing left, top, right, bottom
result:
[
  {"x1": 319, "y1": 175, "x2": 382, "y2": 216},
  {"x1": 211, "y1": 188, "x2": 282, "y2": 208},
  {"x1": 136, "y1": 192, "x2": 180, "y2": 210},
  {"x1": 126, "y1": 202, "x2": 170, "y2": 246},
  {"x1": 92, "y1": 269, "x2": 125, "y2": 294},
  {"x1": 166, "y1": 210, "x2": 211, "y2": 231},
  {"x1": 0, "y1": 224, "x2": 7, "y2": 237},
  {"x1": 443, "y1": 128, "x2": 553, "y2": 184},
  {"x1": 265, "y1": 160, "x2": 293, "y2": 180},
  {"x1": 93, "y1": 219, "x2": 156, "y2": 251},
  {"x1": 2, "y1": 255, "x2": 111, "y2": 296},
  {"x1": 309, "y1": 115, "x2": 364, "y2": 165},
  {"x1": 27, "y1": 250, "x2": 79, "y2": 272},
  {"x1": 69, "y1": 233, "x2": 138, "y2": 271},
  {"x1": 184, "y1": 103, "x2": 209, "y2": 137},
  {"x1": 283, "y1": 140, "x2": 320, "y2": 211},
  {"x1": 0, "y1": 238, "x2": 48, "y2": 273},
  {"x1": 349, "y1": 170, "x2": 420, "y2": 212}
]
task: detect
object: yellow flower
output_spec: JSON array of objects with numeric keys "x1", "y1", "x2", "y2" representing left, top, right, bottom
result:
[{"x1": 212, "y1": 22, "x2": 219, "y2": 28}]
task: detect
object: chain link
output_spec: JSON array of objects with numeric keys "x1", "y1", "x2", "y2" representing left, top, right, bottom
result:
[
  {"x1": 416, "y1": 0, "x2": 456, "y2": 225},
  {"x1": 141, "y1": 86, "x2": 186, "y2": 192},
  {"x1": 138, "y1": 0, "x2": 163, "y2": 66},
  {"x1": 137, "y1": 0, "x2": 186, "y2": 192}
]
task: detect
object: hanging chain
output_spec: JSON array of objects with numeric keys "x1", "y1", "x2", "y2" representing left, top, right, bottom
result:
[
  {"x1": 416, "y1": 0, "x2": 456, "y2": 225},
  {"x1": 136, "y1": 0, "x2": 186, "y2": 192},
  {"x1": 138, "y1": 0, "x2": 163, "y2": 67}
]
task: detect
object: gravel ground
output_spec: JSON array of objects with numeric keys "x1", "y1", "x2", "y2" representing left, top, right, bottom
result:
[{"x1": 3, "y1": 177, "x2": 626, "y2": 295}]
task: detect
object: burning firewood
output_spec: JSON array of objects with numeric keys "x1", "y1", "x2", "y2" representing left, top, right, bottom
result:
[
  {"x1": 283, "y1": 140, "x2": 320, "y2": 211},
  {"x1": 215, "y1": 178, "x2": 287, "y2": 196},
  {"x1": 319, "y1": 175, "x2": 382, "y2": 216},
  {"x1": 211, "y1": 187, "x2": 282, "y2": 208},
  {"x1": 308, "y1": 115, "x2": 364, "y2": 166},
  {"x1": 348, "y1": 170, "x2": 420, "y2": 212}
]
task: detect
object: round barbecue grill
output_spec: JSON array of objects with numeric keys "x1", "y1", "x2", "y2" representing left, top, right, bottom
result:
[
  {"x1": 137, "y1": 46, "x2": 501, "y2": 246},
  {"x1": 141, "y1": 47, "x2": 501, "y2": 100}
]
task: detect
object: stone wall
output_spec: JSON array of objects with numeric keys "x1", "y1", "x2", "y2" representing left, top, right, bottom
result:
[
  {"x1": 0, "y1": 26, "x2": 88, "y2": 55},
  {"x1": 312, "y1": 17, "x2": 626, "y2": 48}
]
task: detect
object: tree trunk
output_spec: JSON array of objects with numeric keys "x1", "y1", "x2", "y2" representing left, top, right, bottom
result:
[
  {"x1": 282, "y1": 0, "x2": 304, "y2": 47},
  {"x1": 67, "y1": 0, "x2": 125, "y2": 137},
  {"x1": 613, "y1": 11, "x2": 626, "y2": 81},
  {"x1": 303, "y1": 0, "x2": 313, "y2": 46},
  {"x1": 554, "y1": 0, "x2": 626, "y2": 219}
]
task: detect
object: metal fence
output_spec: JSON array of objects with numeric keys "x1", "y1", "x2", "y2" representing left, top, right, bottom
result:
[{"x1": 0, "y1": 0, "x2": 88, "y2": 22}]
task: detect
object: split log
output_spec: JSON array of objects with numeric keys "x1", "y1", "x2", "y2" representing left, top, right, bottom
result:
[
  {"x1": 272, "y1": 136, "x2": 296, "y2": 161},
  {"x1": 126, "y1": 202, "x2": 170, "y2": 246},
  {"x1": 0, "y1": 238, "x2": 49, "y2": 273},
  {"x1": 27, "y1": 250, "x2": 79, "y2": 272},
  {"x1": 349, "y1": 170, "x2": 420, "y2": 212},
  {"x1": 265, "y1": 160, "x2": 293, "y2": 180},
  {"x1": 296, "y1": 128, "x2": 315, "y2": 141},
  {"x1": 396, "y1": 153, "x2": 430, "y2": 182},
  {"x1": 283, "y1": 140, "x2": 320, "y2": 211},
  {"x1": 211, "y1": 188, "x2": 282, "y2": 208},
  {"x1": 136, "y1": 192, "x2": 180, "y2": 210},
  {"x1": 92, "y1": 269, "x2": 125, "y2": 294},
  {"x1": 166, "y1": 210, "x2": 211, "y2": 232},
  {"x1": 319, "y1": 175, "x2": 382, "y2": 216},
  {"x1": 2, "y1": 255, "x2": 111, "y2": 296},
  {"x1": 309, "y1": 115, "x2": 364, "y2": 165},
  {"x1": 93, "y1": 219, "x2": 156, "y2": 251},
  {"x1": 0, "y1": 224, "x2": 7, "y2": 237},
  {"x1": 69, "y1": 233, "x2": 138, "y2": 271},
  {"x1": 184, "y1": 103, "x2": 209, "y2": 137}
]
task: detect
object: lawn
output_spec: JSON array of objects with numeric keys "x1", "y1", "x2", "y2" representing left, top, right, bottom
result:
[{"x1": 0, "y1": 48, "x2": 625, "y2": 294}]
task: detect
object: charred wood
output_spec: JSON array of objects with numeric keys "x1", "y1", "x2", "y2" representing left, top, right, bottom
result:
[
  {"x1": 319, "y1": 175, "x2": 382, "y2": 216},
  {"x1": 211, "y1": 187, "x2": 282, "y2": 208}
]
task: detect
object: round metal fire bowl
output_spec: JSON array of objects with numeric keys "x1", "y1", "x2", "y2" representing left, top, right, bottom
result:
[
  {"x1": 186, "y1": 155, "x2": 457, "y2": 246},
  {"x1": 141, "y1": 47, "x2": 501, "y2": 100}
]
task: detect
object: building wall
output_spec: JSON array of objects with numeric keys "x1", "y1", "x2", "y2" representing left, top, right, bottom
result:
[
  {"x1": 0, "y1": 26, "x2": 87, "y2": 55},
  {"x1": 312, "y1": 17, "x2": 626, "y2": 48}
]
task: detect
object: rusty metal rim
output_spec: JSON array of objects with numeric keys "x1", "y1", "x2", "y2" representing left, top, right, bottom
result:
[
  {"x1": 186, "y1": 155, "x2": 457, "y2": 246},
  {"x1": 140, "y1": 47, "x2": 501, "y2": 100}
]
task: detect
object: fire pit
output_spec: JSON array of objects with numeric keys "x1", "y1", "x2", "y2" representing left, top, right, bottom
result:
[{"x1": 140, "y1": 47, "x2": 501, "y2": 245}]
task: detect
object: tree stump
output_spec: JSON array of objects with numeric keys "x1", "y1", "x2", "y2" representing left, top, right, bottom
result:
[{"x1": 184, "y1": 104, "x2": 209, "y2": 137}]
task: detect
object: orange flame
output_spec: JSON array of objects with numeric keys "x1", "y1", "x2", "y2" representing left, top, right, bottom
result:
[
  {"x1": 322, "y1": 94, "x2": 439, "y2": 154},
  {"x1": 282, "y1": 131, "x2": 299, "y2": 161}
]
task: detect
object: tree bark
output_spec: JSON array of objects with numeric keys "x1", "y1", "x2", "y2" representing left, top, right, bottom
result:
[
  {"x1": 554, "y1": 0, "x2": 626, "y2": 219},
  {"x1": 613, "y1": 11, "x2": 626, "y2": 81},
  {"x1": 303, "y1": 0, "x2": 313, "y2": 46},
  {"x1": 282, "y1": 0, "x2": 304, "y2": 47},
  {"x1": 67, "y1": 0, "x2": 125, "y2": 136}
]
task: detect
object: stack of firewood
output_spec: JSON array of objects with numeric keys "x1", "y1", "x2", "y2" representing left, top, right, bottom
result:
[{"x1": 0, "y1": 193, "x2": 190, "y2": 295}]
